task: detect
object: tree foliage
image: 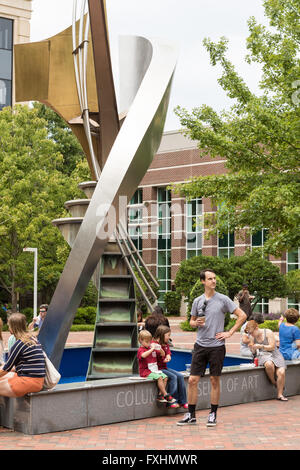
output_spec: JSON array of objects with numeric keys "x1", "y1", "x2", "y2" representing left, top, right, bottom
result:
[
  {"x1": 173, "y1": 0, "x2": 300, "y2": 256},
  {"x1": 174, "y1": 250, "x2": 287, "y2": 303},
  {"x1": 0, "y1": 105, "x2": 89, "y2": 309}
]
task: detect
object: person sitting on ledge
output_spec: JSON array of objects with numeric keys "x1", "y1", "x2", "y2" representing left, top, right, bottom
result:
[
  {"x1": 240, "y1": 313, "x2": 264, "y2": 358},
  {"x1": 245, "y1": 320, "x2": 288, "y2": 401},
  {"x1": 137, "y1": 329, "x2": 176, "y2": 405},
  {"x1": 0, "y1": 313, "x2": 45, "y2": 397},
  {"x1": 279, "y1": 308, "x2": 300, "y2": 361}
]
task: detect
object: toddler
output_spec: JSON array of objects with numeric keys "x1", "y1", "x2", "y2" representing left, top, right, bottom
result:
[{"x1": 137, "y1": 329, "x2": 176, "y2": 404}]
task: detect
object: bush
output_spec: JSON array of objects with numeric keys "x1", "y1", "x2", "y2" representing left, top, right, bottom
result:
[
  {"x1": 180, "y1": 319, "x2": 196, "y2": 332},
  {"x1": 164, "y1": 290, "x2": 181, "y2": 316},
  {"x1": 263, "y1": 313, "x2": 282, "y2": 321},
  {"x1": 174, "y1": 250, "x2": 287, "y2": 303},
  {"x1": 73, "y1": 306, "x2": 96, "y2": 325},
  {"x1": 21, "y1": 307, "x2": 34, "y2": 324},
  {"x1": 70, "y1": 324, "x2": 95, "y2": 331}
]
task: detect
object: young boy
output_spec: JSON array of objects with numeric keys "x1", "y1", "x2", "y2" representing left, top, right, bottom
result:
[{"x1": 137, "y1": 330, "x2": 176, "y2": 404}]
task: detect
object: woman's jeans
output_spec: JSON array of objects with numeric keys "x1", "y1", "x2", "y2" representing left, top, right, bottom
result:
[{"x1": 163, "y1": 368, "x2": 187, "y2": 404}]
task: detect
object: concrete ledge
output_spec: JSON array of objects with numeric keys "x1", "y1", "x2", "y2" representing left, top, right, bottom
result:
[{"x1": 1, "y1": 361, "x2": 300, "y2": 434}]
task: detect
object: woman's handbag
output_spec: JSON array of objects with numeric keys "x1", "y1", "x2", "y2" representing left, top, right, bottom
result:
[{"x1": 42, "y1": 351, "x2": 61, "y2": 390}]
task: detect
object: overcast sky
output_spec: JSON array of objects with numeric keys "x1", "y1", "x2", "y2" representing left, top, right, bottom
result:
[{"x1": 30, "y1": 0, "x2": 268, "y2": 131}]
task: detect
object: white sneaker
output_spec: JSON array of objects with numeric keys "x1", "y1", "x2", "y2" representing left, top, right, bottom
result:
[
  {"x1": 206, "y1": 412, "x2": 217, "y2": 427},
  {"x1": 177, "y1": 412, "x2": 197, "y2": 426}
]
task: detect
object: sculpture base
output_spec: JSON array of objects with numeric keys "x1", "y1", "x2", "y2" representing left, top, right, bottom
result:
[{"x1": 1, "y1": 361, "x2": 299, "y2": 435}]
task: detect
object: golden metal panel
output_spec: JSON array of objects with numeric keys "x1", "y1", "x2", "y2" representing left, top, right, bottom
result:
[
  {"x1": 14, "y1": 21, "x2": 99, "y2": 178},
  {"x1": 15, "y1": 41, "x2": 50, "y2": 102}
]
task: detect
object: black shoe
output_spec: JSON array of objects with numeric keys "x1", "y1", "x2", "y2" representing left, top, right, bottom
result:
[
  {"x1": 206, "y1": 411, "x2": 217, "y2": 427},
  {"x1": 177, "y1": 412, "x2": 197, "y2": 426}
]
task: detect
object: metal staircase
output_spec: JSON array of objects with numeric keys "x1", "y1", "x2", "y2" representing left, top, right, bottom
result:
[{"x1": 52, "y1": 181, "x2": 159, "y2": 380}]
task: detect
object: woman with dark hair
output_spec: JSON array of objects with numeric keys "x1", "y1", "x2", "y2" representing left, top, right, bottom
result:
[
  {"x1": 0, "y1": 313, "x2": 45, "y2": 397},
  {"x1": 144, "y1": 306, "x2": 170, "y2": 338},
  {"x1": 0, "y1": 317, "x2": 4, "y2": 365}
]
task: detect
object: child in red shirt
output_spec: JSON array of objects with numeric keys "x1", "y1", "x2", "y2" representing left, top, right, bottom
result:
[
  {"x1": 153, "y1": 325, "x2": 188, "y2": 409},
  {"x1": 137, "y1": 330, "x2": 176, "y2": 404}
]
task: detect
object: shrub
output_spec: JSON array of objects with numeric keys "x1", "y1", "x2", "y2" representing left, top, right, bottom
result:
[
  {"x1": 180, "y1": 319, "x2": 196, "y2": 332},
  {"x1": 21, "y1": 307, "x2": 34, "y2": 324},
  {"x1": 175, "y1": 250, "x2": 287, "y2": 303},
  {"x1": 73, "y1": 306, "x2": 96, "y2": 325},
  {"x1": 263, "y1": 312, "x2": 282, "y2": 321},
  {"x1": 164, "y1": 290, "x2": 181, "y2": 316},
  {"x1": 70, "y1": 324, "x2": 95, "y2": 332}
]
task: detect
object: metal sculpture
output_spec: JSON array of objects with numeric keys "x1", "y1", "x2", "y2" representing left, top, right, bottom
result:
[{"x1": 14, "y1": 0, "x2": 177, "y2": 369}]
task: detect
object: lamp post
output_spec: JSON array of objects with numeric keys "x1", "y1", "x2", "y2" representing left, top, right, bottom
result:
[{"x1": 23, "y1": 247, "x2": 38, "y2": 319}]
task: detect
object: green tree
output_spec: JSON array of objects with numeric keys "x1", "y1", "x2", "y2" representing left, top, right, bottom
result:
[
  {"x1": 0, "y1": 105, "x2": 85, "y2": 309},
  {"x1": 33, "y1": 102, "x2": 85, "y2": 176},
  {"x1": 174, "y1": 250, "x2": 287, "y2": 303},
  {"x1": 285, "y1": 269, "x2": 300, "y2": 302},
  {"x1": 173, "y1": 0, "x2": 300, "y2": 256}
]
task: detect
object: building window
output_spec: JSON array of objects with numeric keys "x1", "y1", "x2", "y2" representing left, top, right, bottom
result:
[
  {"x1": 218, "y1": 231, "x2": 235, "y2": 259},
  {"x1": 0, "y1": 18, "x2": 13, "y2": 111},
  {"x1": 287, "y1": 248, "x2": 300, "y2": 311},
  {"x1": 251, "y1": 229, "x2": 268, "y2": 248},
  {"x1": 253, "y1": 298, "x2": 269, "y2": 315},
  {"x1": 287, "y1": 248, "x2": 299, "y2": 272},
  {"x1": 251, "y1": 229, "x2": 269, "y2": 312},
  {"x1": 157, "y1": 188, "x2": 171, "y2": 304},
  {"x1": 128, "y1": 189, "x2": 143, "y2": 255},
  {"x1": 186, "y1": 198, "x2": 202, "y2": 259}
]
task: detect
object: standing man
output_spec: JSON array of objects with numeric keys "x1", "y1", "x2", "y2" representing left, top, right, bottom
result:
[
  {"x1": 177, "y1": 269, "x2": 246, "y2": 427},
  {"x1": 237, "y1": 284, "x2": 254, "y2": 320}
]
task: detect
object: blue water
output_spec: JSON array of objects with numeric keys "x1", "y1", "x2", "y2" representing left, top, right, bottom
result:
[{"x1": 58, "y1": 347, "x2": 252, "y2": 384}]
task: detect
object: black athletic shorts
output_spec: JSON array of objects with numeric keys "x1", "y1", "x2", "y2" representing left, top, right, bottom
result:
[{"x1": 190, "y1": 343, "x2": 226, "y2": 377}]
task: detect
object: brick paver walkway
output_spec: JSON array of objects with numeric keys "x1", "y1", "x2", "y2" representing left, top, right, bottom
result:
[{"x1": 1, "y1": 317, "x2": 298, "y2": 450}]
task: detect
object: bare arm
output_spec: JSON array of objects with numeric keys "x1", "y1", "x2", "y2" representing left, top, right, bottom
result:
[
  {"x1": 216, "y1": 308, "x2": 247, "y2": 341},
  {"x1": 252, "y1": 329, "x2": 275, "y2": 353},
  {"x1": 0, "y1": 368, "x2": 8, "y2": 377},
  {"x1": 141, "y1": 347, "x2": 155, "y2": 358}
]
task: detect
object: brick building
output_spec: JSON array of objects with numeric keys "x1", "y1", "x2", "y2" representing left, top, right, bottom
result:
[{"x1": 128, "y1": 130, "x2": 299, "y2": 314}]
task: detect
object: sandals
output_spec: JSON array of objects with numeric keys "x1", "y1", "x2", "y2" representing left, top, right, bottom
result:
[{"x1": 276, "y1": 396, "x2": 288, "y2": 401}]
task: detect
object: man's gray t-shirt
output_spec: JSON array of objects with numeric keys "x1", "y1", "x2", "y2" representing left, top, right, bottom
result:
[{"x1": 191, "y1": 292, "x2": 237, "y2": 348}]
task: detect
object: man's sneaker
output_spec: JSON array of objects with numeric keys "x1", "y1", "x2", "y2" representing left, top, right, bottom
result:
[
  {"x1": 157, "y1": 394, "x2": 167, "y2": 403},
  {"x1": 177, "y1": 413, "x2": 197, "y2": 426},
  {"x1": 164, "y1": 394, "x2": 176, "y2": 404},
  {"x1": 206, "y1": 412, "x2": 217, "y2": 427}
]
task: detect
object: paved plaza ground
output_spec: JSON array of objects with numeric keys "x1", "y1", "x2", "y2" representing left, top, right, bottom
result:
[{"x1": 1, "y1": 317, "x2": 299, "y2": 451}]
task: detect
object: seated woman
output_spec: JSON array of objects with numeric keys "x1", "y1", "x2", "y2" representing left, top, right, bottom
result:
[
  {"x1": 245, "y1": 320, "x2": 288, "y2": 401},
  {"x1": 240, "y1": 313, "x2": 264, "y2": 358},
  {"x1": 0, "y1": 313, "x2": 45, "y2": 397},
  {"x1": 0, "y1": 317, "x2": 4, "y2": 365},
  {"x1": 279, "y1": 308, "x2": 300, "y2": 360}
]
